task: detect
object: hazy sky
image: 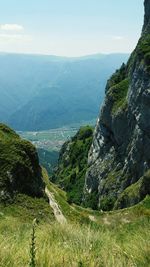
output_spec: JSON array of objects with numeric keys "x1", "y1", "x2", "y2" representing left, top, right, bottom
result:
[{"x1": 0, "y1": 0, "x2": 144, "y2": 56}]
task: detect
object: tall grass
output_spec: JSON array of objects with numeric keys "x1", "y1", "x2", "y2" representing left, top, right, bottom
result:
[
  {"x1": 0, "y1": 215, "x2": 149, "y2": 267},
  {"x1": 0, "y1": 191, "x2": 149, "y2": 266}
]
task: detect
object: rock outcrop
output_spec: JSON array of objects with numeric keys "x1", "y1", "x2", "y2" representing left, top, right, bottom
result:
[
  {"x1": 0, "y1": 124, "x2": 44, "y2": 202},
  {"x1": 84, "y1": 0, "x2": 150, "y2": 210}
]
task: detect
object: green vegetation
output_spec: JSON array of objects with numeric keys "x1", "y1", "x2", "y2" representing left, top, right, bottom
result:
[
  {"x1": 37, "y1": 149, "x2": 59, "y2": 175},
  {"x1": 0, "y1": 123, "x2": 44, "y2": 202},
  {"x1": 29, "y1": 220, "x2": 37, "y2": 267},
  {"x1": 106, "y1": 63, "x2": 127, "y2": 89},
  {"x1": 109, "y1": 78, "x2": 129, "y2": 114},
  {"x1": 1, "y1": 18, "x2": 150, "y2": 265},
  {"x1": 52, "y1": 126, "x2": 93, "y2": 205},
  {"x1": 0, "y1": 181, "x2": 150, "y2": 267},
  {"x1": 115, "y1": 171, "x2": 150, "y2": 209},
  {"x1": 0, "y1": 193, "x2": 54, "y2": 223},
  {"x1": 105, "y1": 31, "x2": 150, "y2": 117},
  {"x1": 99, "y1": 170, "x2": 124, "y2": 211},
  {"x1": 0, "y1": 190, "x2": 54, "y2": 266},
  {"x1": 137, "y1": 34, "x2": 150, "y2": 72},
  {"x1": 43, "y1": 168, "x2": 97, "y2": 223},
  {"x1": 105, "y1": 63, "x2": 129, "y2": 114},
  {"x1": 100, "y1": 195, "x2": 116, "y2": 211},
  {"x1": 19, "y1": 120, "x2": 96, "y2": 175},
  {"x1": 0, "y1": 165, "x2": 150, "y2": 266},
  {"x1": 84, "y1": 190, "x2": 99, "y2": 210}
]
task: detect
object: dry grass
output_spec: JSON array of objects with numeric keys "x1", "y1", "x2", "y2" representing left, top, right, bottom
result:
[
  {"x1": 0, "y1": 209, "x2": 149, "y2": 267},
  {"x1": 0, "y1": 172, "x2": 149, "y2": 267}
]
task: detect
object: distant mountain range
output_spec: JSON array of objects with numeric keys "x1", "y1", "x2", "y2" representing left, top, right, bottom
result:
[{"x1": 0, "y1": 52, "x2": 129, "y2": 130}]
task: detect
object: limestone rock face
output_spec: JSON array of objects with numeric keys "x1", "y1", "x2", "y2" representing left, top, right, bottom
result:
[{"x1": 84, "y1": 0, "x2": 150, "y2": 210}]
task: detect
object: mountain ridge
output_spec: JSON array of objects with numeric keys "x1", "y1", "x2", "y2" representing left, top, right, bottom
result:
[{"x1": 0, "y1": 52, "x2": 128, "y2": 130}]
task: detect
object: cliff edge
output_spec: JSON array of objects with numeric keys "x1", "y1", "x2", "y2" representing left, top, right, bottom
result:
[
  {"x1": 0, "y1": 124, "x2": 44, "y2": 203},
  {"x1": 84, "y1": 0, "x2": 150, "y2": 210}
]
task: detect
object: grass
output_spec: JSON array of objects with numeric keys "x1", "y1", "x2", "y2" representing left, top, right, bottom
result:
[
  {"x1": 0, "y1": 197, "x2": 150, "y2": 266},
  {"x1": 0, "y1": 193, "x2": 54, "y2": 223},
  {"x1": 0, "y1": 192, "x2": 54, "y2": 267},
  {"x1": 0, "y1": 169, "x2": 150, "y2": 266}
]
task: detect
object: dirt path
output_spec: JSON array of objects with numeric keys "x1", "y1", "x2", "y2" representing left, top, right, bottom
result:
[{"x1": 45, "y1": 187, "x2": 67, "y2": 224}]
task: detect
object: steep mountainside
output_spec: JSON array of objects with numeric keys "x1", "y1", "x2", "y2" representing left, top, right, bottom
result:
[
  {"x1": 0, "y1": 53, "x2": 128, "y2": 130},
  {"x1": 0, "y1": 123, "x2": 44, "y2": 202},
  {"x1": 52, "y1": 126, "x2": 93, "y2": 205},
  {"x1": 84, "y1": 0, "x2": 150, "y2": 210},
  {"x1": 38, "y1": 148, "x2": 59, "y2": 175}
]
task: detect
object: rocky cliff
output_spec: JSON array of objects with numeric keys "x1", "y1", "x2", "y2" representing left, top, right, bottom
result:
[
  {"x1": 84, "y1": 0, "x2": 150, "y2": 210},
  {"x1": 0, "y1": 124, "x2": 44, "y2": 203}
]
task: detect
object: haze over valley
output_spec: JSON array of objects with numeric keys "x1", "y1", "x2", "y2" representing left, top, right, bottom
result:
[{"x1": 0, "y1": 52, "x2": 128, "y2": 131}]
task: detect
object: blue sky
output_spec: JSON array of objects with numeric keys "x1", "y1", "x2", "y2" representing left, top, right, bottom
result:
[{"x1": 0, "y1": 0, "x2": 144, "y2": 56}]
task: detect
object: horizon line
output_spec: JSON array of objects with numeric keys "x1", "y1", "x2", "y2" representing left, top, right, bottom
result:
[{"x1": 0, "y1": 50, "x2": 130, "y2": 58}]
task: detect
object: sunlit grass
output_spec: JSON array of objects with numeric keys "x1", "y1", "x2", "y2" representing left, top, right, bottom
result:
[
  {"x1": 0, "y1": 217, "x2": 150, "y2": 267},
  {"x1": 0, "y1": 197, "x2": 150, "y2": 267},
  {"x1": 0, "y1": 170, "x2": 150, "y2": 266}
]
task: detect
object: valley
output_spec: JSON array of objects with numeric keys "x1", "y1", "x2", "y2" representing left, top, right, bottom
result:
[
  {"x1": 0, "y1": 52, "x2": 128, "y2": 131},
  {"x1": 19, "y1": 119, "x2": 96, "y2": 174},
  {"x1": 0, "y1": 1, "x2": 150, "y2": 267},
  {"x1": 19, "y1": 119, "x2": 96, "y2": 152}
]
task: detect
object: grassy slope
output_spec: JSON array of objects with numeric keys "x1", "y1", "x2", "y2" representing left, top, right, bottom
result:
[
  {"x1": 0, "y1": 169, "x2": 149, "y2": 267},
  {"x1": 0, "y1": 191, "x2": 54, "y2": 267},
  {"x1": 0, "y1": 123, "x2": 44, "y2": 202}
]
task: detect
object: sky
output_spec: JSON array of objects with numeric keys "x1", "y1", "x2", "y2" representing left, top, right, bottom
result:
[{"x1": 0, "y1": 0, "x2": 144, "y2": 57}]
